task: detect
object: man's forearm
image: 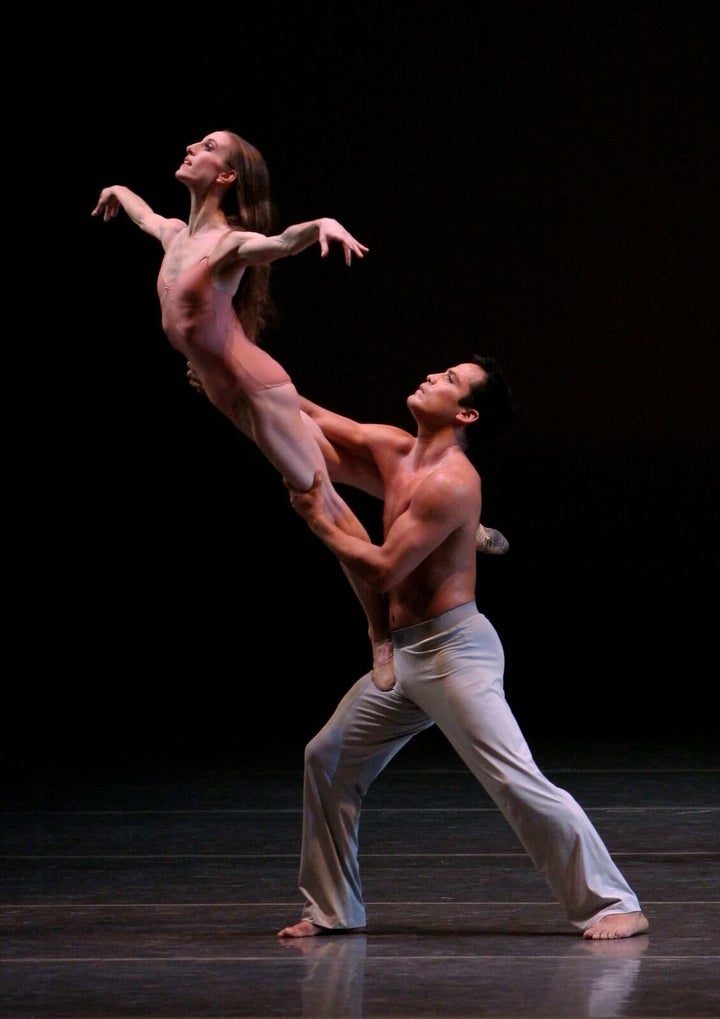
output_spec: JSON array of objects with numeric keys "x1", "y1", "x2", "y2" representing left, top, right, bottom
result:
[
  {"x1": 292, "y1": 484, "x2": 388, "y2": 591},
  {"x1": 312, "y1": 520, "x2": 388, "y2": 591}
]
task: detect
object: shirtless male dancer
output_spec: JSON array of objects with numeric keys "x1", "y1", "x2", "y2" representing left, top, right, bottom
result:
[
  {"x1": 279, "y1": 355, "x2": 650, "y2": 941},
  {"x1": 92, "y1": 130, "x2": 507, "y2": 691}
]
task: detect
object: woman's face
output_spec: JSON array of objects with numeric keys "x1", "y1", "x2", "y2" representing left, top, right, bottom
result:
[{"x1": 175, "y1": 132, "x2": 234, "y2": 189}]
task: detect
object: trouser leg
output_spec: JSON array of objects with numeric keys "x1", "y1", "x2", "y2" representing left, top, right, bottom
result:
[
  {"x1": 395, "y1": 608, "x2": 642, "y2": 930},
  {"x1": 298, "y1": 671, "x2": 433, "y2": 929}
]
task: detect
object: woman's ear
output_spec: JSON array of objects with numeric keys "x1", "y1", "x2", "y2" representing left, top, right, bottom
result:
[{"x1": 217, "y1": 168, "x2": 238, "y2": 186}]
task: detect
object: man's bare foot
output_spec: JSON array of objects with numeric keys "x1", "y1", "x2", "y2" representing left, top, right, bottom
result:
[
  {"x1": 577, "y1": 933, "x2": 649, "y2": 958},
  {"x1": 476, "y1": 524, "x2": 509, "y2": 555},
  {"x1": 277, "y1": 919, "x2": 323, "y2": 938},
  {"x1": 583, "y1": 911, "x2": 649, "y2": 940},
  {"x1": 372, "y1": 639, "x2": 396, "y2": 691}
]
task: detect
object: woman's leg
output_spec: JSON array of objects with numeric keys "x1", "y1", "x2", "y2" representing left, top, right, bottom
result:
[{"x1": 246, "y1": 384, "x2": 395, "y2": 690}]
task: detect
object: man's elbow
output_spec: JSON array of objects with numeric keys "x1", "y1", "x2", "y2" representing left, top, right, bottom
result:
[{"x1": 367, "y1": 563, "x2": 398, "y2": 594}]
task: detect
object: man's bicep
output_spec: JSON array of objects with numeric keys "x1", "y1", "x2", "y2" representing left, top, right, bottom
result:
[
  {"x1": 384, "y1": 474, "x2": 474, "y2": 563},
  {"x1": 315, "y1": 410, "x2": 376, "y2": 456},
  {"x1": 375, "y1": 508, "x2": 443, "y2": 586},
  {"x1": 329, "y1": 453, "x2": 384, "y2": 498}
]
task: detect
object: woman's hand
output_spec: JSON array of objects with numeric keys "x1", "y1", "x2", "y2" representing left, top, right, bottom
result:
[
  {"x1": 316, "y1": 218, "x2": 369, "y2": 265},
  {"x1": 91, "y1": 187, "x2": 123, "y2": 222}
]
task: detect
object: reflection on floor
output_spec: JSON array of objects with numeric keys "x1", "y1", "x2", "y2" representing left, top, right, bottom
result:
[{"x1": 2, "y1": 730, "x2": 718, "y2": 1018}]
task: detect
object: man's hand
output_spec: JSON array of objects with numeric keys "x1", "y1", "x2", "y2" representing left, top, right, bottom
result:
[
  {"x1": 287, "y1": 469, "x2": 323, "y2": 513},
  {"x1": 186, "y1": 362, "x2": 206, "y2": 396},
  {"x1": 286, "y1": 470, "x2": 330, "y2": 537}
]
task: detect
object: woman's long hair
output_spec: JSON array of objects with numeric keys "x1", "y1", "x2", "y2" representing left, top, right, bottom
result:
[{"x1": 222, "y1": 132, "x2": 278, "y2": 342}]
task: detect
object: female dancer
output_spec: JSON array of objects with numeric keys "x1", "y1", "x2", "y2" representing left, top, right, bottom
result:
[{"x1": 92, "y1": 129, "x2": 400, "y2": 688}]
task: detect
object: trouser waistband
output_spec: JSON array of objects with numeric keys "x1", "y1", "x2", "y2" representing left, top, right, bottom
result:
[{"x1": 391, "y1": 601, "x2": 478, "y2": 649}]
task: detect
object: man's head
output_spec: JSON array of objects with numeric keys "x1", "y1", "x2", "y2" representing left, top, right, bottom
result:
[
  {"x1": 408, "y1": 355, "x2": 514, "y2": 445},
  {"x1": 459, "y1": 355, "x2": 514, "y2": 444}
]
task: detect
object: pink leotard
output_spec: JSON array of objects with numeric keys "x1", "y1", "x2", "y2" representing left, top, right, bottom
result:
[{"x1": 157, "y1": 256, "x2": 290, "y2": 396}]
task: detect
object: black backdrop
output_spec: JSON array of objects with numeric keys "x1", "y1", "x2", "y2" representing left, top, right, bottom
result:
[{"x1": 11, "y1": 3, "x2": 718, "y2": 770}]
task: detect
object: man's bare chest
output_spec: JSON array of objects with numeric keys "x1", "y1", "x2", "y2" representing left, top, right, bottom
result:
[{"x1": 383, "y1": 459, "x2": 443, "y2": 524}]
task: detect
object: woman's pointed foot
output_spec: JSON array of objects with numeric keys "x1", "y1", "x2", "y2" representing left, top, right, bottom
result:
[
  {"x1": 476, "y1": 524, "x2": 509, "y2": 555},
  {"x1": 372, "y1": 638, "x2": 396, "y2": 691}
]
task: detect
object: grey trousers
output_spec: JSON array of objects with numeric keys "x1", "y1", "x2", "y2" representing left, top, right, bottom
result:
[{"x1": 297, "y1": 601, "x2": 642, "y2": 931}]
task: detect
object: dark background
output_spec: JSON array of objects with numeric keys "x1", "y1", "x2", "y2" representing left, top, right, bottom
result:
[{"x1": 11, "y1": 2, "x2": 718, "y2": 771}]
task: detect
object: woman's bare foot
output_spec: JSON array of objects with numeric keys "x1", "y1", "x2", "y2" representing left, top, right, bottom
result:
[
  {"x1": 277, "y1": 919, "x2": 323, "y2": 938},
  {"x1": 583, "y1": 911, "x2": 649, "y2": 940},
  {"x1": 372, "y1": 639, "x2": 396, "y2": 691}
]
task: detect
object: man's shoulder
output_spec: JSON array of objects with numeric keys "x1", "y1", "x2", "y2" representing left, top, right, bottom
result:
[{"x1": 418, "y1": 452, "x2": 481, "y2": 497}]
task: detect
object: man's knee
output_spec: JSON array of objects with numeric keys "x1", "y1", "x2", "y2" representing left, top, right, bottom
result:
[
  {"x1": 304, "y1": 731, "x2": 332, "y2": 770},
  {"x1": 304, "y1": 727, "x2": 345, "y2": 778}
]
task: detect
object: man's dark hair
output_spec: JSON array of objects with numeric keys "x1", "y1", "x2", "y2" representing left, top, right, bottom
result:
[{"x1": 459, "y1": 354, "x2": 515, "y2": 443}]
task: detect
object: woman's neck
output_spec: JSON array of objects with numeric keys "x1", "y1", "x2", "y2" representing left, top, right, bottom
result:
[{"x1": 187, "y1": 191, "x2": 227, "y2": 235}]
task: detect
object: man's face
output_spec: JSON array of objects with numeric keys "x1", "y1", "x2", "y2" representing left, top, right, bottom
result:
[{"x1": 408, "y1": 362, "x2": 486, "y2": 424}]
